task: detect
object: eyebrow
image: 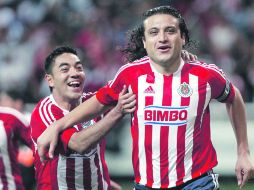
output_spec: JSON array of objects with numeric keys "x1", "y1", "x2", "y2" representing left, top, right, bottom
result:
[{"x1": 58, "y1": 61, "x2": 82, "y2": 67}]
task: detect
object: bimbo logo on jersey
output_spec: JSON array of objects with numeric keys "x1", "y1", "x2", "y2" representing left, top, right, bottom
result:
[{"x1": 144, "y1": 105, "x2": 188, "y2": 126}]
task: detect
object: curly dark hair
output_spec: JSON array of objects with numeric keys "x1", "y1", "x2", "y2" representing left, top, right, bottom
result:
[{"x1": 122, "y1": 6, "x2": 191, "y2": 62}]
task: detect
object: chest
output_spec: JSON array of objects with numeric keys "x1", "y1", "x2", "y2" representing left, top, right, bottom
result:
[{"x1": 133, "y1": 73, "x2": 210, "y2": 123}]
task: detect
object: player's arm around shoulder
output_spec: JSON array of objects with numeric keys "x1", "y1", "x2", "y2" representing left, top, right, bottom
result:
[{"x1": 68, "y1": 85, "x2": 136, "y2": 154}]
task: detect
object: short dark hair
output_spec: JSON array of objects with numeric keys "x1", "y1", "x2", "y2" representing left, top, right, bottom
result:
[
  {"x1": 44, "y1": 46, "x2": 78, "y2": 74},
  {"x1": 122, "y1": 6, "x2": 191, "y2": 62}
]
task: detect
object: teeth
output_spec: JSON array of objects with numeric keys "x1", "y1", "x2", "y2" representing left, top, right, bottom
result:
[
  {"x1": 68, "y1": 81, "x2": 80, "y2": 87},
  {"x1": 69, "y1": 81, "x2": 80, "y2": 85}
]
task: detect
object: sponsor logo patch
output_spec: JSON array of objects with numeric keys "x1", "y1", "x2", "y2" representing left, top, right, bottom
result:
[{"x1": 144, "y1": 105, "x2": 188, "y2": 126}]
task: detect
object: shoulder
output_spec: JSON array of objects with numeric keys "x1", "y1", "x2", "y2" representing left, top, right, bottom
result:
[
  {"x1": 0, "y1": 106, "x2": 29, "y2": 126},
  {"x1": 114, "y1": 56, "x2": 151, "y2": 81},
  {"x1": 31, "y1": 96, "x2": 61, "y2": 119},
  {"x1": 185, "y1": 60, "x2": 225, "y2": 77},
  {"x1": 119, "y1": 56, "x2": 150, "y2": 72},
  {"x1": 81, "y1": 92, "x2": 95, "y2": 102},
  {"x1": 187, "y1": 60, "x2": 222, "y2": 72},
  {"x1": 32, "y1": 96, "x2": 51, "y2": 113}
]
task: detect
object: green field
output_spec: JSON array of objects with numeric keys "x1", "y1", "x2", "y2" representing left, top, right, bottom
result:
[{"x1": 113, "y1": 177, "x2": 254, "y2": 190}]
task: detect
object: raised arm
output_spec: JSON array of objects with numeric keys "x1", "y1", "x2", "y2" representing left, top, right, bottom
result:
[
  {"x1": 68, "y1": 86, "x2": 136, "y2": 154},
  {"x1": 226, "y1": 86, "x2": 254, "y2": 188},
  {"x1": 37, "y1": 85, "x2": 136, "y2": 161}
]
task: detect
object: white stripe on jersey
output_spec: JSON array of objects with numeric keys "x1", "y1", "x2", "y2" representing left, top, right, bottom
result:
[
  {"x1": 151, "y1": 71, "x2": 164, "y2": 186},
  {"x1": 90, "y1": 153, "x2": 99, "y2": 190},
  {"x1": 57, "y1": 146, "x2": 103, "y2": 190},
  {"x1": 137, "y1": 74, "x2": 148, "y2": 185},
  {"x1": 97, "y1": 144, "x2": 109, "y2": 190},
  {"x1": 0, "y1": 121, "x2": 16, "y2": 190},
  {"x1": 166, "y1": 71, "x2": 181, "y2": 187},
  {"x1": 57, "y1": 155, "x2": 67, "y2": 189}
]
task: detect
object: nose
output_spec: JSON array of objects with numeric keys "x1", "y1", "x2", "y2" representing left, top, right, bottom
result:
[
  {"x1": 70, "y1": 67, "x2": 81, "y2": 78},
  {"x1": 158, "y1": 31, "x2": 167, "y2": 42}
]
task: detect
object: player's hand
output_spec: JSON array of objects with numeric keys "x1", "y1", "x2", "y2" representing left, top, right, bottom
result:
[
  {"x1": 37, "y1": 122, "x2": 61, "y2": 162},
  {"x1": 116, "y1": 85, "x2": 136, "y2": 115},
  {"x1": 181, "y1": 50, "x2": 197, "y2": 61},
  {"x1": 110, "y1": 180, "x2": 122, "y2": 190},
  {"x1": 235, "y1": 153, "x2": 254, "y2": 189}
]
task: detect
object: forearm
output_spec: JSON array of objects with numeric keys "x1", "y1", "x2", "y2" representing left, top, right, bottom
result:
[
  {"x1": 226, "y1": 87, "x2": 249, "y2": 155},
  {"x1": 68, "y1": 107, "x2": 124, "y2": 154},
  {"x1": 57, "y1": 95, "x2": 108, "y2": 132}
]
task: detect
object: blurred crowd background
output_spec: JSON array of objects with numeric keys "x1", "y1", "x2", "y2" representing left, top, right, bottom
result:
[
  {"x1": 0, "y1": 0, "x2": 254, "y2": 103},
  {"x1": 0, "y1": 1, "x2": 254, "y2": 189}
]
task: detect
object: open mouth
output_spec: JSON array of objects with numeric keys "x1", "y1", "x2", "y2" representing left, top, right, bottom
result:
[
  {"x1": 158, "y1": 45, "x2": 170, "y2": 51},
  {"x1": 67, "y1": 81, "x2": 81, "y2": 88}
]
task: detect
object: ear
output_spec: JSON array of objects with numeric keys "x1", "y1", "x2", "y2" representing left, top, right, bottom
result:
[
  {"x1": 142, "y1": 36, "x2": 146, "y2": 49},
  {"x1": 181, "y1": 34, "x2": 186, "y2": 46},
  {"x1": 45, "y1": 74, "x2": 54, "y2": 88}
]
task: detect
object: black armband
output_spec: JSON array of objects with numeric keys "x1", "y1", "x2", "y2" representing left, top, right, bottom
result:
[{"x1": 216, "y1": 79, "x2": 231, "y2": 102}]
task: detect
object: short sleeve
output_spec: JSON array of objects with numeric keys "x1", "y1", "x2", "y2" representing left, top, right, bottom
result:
[
  {"x1": 96, "y1": 75, "x2": 125, "y2": 105},
  {"x1": 60, "y1": 127, "x2": 78, "y2": 154},
  {"x1": 207, "y1": 64, "x2": 235, "y2": 103}
]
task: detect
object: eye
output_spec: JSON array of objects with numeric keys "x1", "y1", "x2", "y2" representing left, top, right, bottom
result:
[
  {"x1": 166, "y1": 27, "x2": 177, "y2": 34},
  {"x1": 76, "y1": 65, "x2": 84, "y2": 71},
  {"x1": 148, "y1": 29, "x2": 158, "y2": 36},
  {"x1": 60, "y1": 66, "x2": 69, "y2": 72}
]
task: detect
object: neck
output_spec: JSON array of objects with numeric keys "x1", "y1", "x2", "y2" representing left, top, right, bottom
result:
[
  {"x1": 52, "y1": 94, "x2": 79, "y2": 111},
  {"x1": 150, "y1": 57, "x2": 182, "y2": 76}
]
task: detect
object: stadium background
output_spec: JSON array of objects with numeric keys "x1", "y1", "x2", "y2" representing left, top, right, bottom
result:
[{"x1": 0, "y1": 0, "x2": 254, "y2": 189}]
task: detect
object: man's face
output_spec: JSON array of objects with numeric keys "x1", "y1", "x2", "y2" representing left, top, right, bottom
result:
[
  {"x1": 143, "y1": 14, "x2": 185, "y2": 67},
  {"x1": 46, "y1": 53, "x2": 85, "y2": 103}
]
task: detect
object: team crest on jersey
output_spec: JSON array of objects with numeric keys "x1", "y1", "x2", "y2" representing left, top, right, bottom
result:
[
  {"x1": 177, "y1": 82, "x2": 193, "y2": 97},
  {"x1": 81, "y1": 120, "x2": 93, "y2": 129}
]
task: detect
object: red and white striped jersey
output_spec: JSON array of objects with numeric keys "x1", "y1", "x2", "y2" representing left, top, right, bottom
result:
[
  {"x1": 96, "y1": 56, "x2": 235, "y2": 188},
  {"x1": 0, "y1": 106, "x2": 32, "y2": 190},
  {"x1": 31, "y1": 94, "x2": 110, "y2": 190}
]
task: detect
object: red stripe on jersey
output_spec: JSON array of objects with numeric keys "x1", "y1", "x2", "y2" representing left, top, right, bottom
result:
[
  {"x1": 191, "y1": 77, "x2": 210, "y2": 177},
  {"x1": 66, "y1": 158, "x2": 75, "y2": 189},
  {"x1": 176, "y1": 68, "x2": 189, "y2": 186},
  {"x1": 94, "y1": 153, "x2": 103, "y2": 190},
  {"x1": 145, "y1": 96, "x2": 154, "y2": 186},
  {"x1": 132, "y1": 121, "x2": 140, "y2": 183},
  {"x1": 189, "y1": 61, "x2": 226, "y2": 80},
  {"x1": 52, "y1": 158, "x2": 59, "y2": 190},
  {"x1": 133, "y1": 85, "x2": 141, "y2": 183},
  {"x1": 83, "y1": 159, "x2": 92, "y2": 189},
  {"x1": 160, "y1": 75, "x2": 172, "y2": 188},
  {"x1": 109, "y1": 57, "x2": 150, "y2": 88}
]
